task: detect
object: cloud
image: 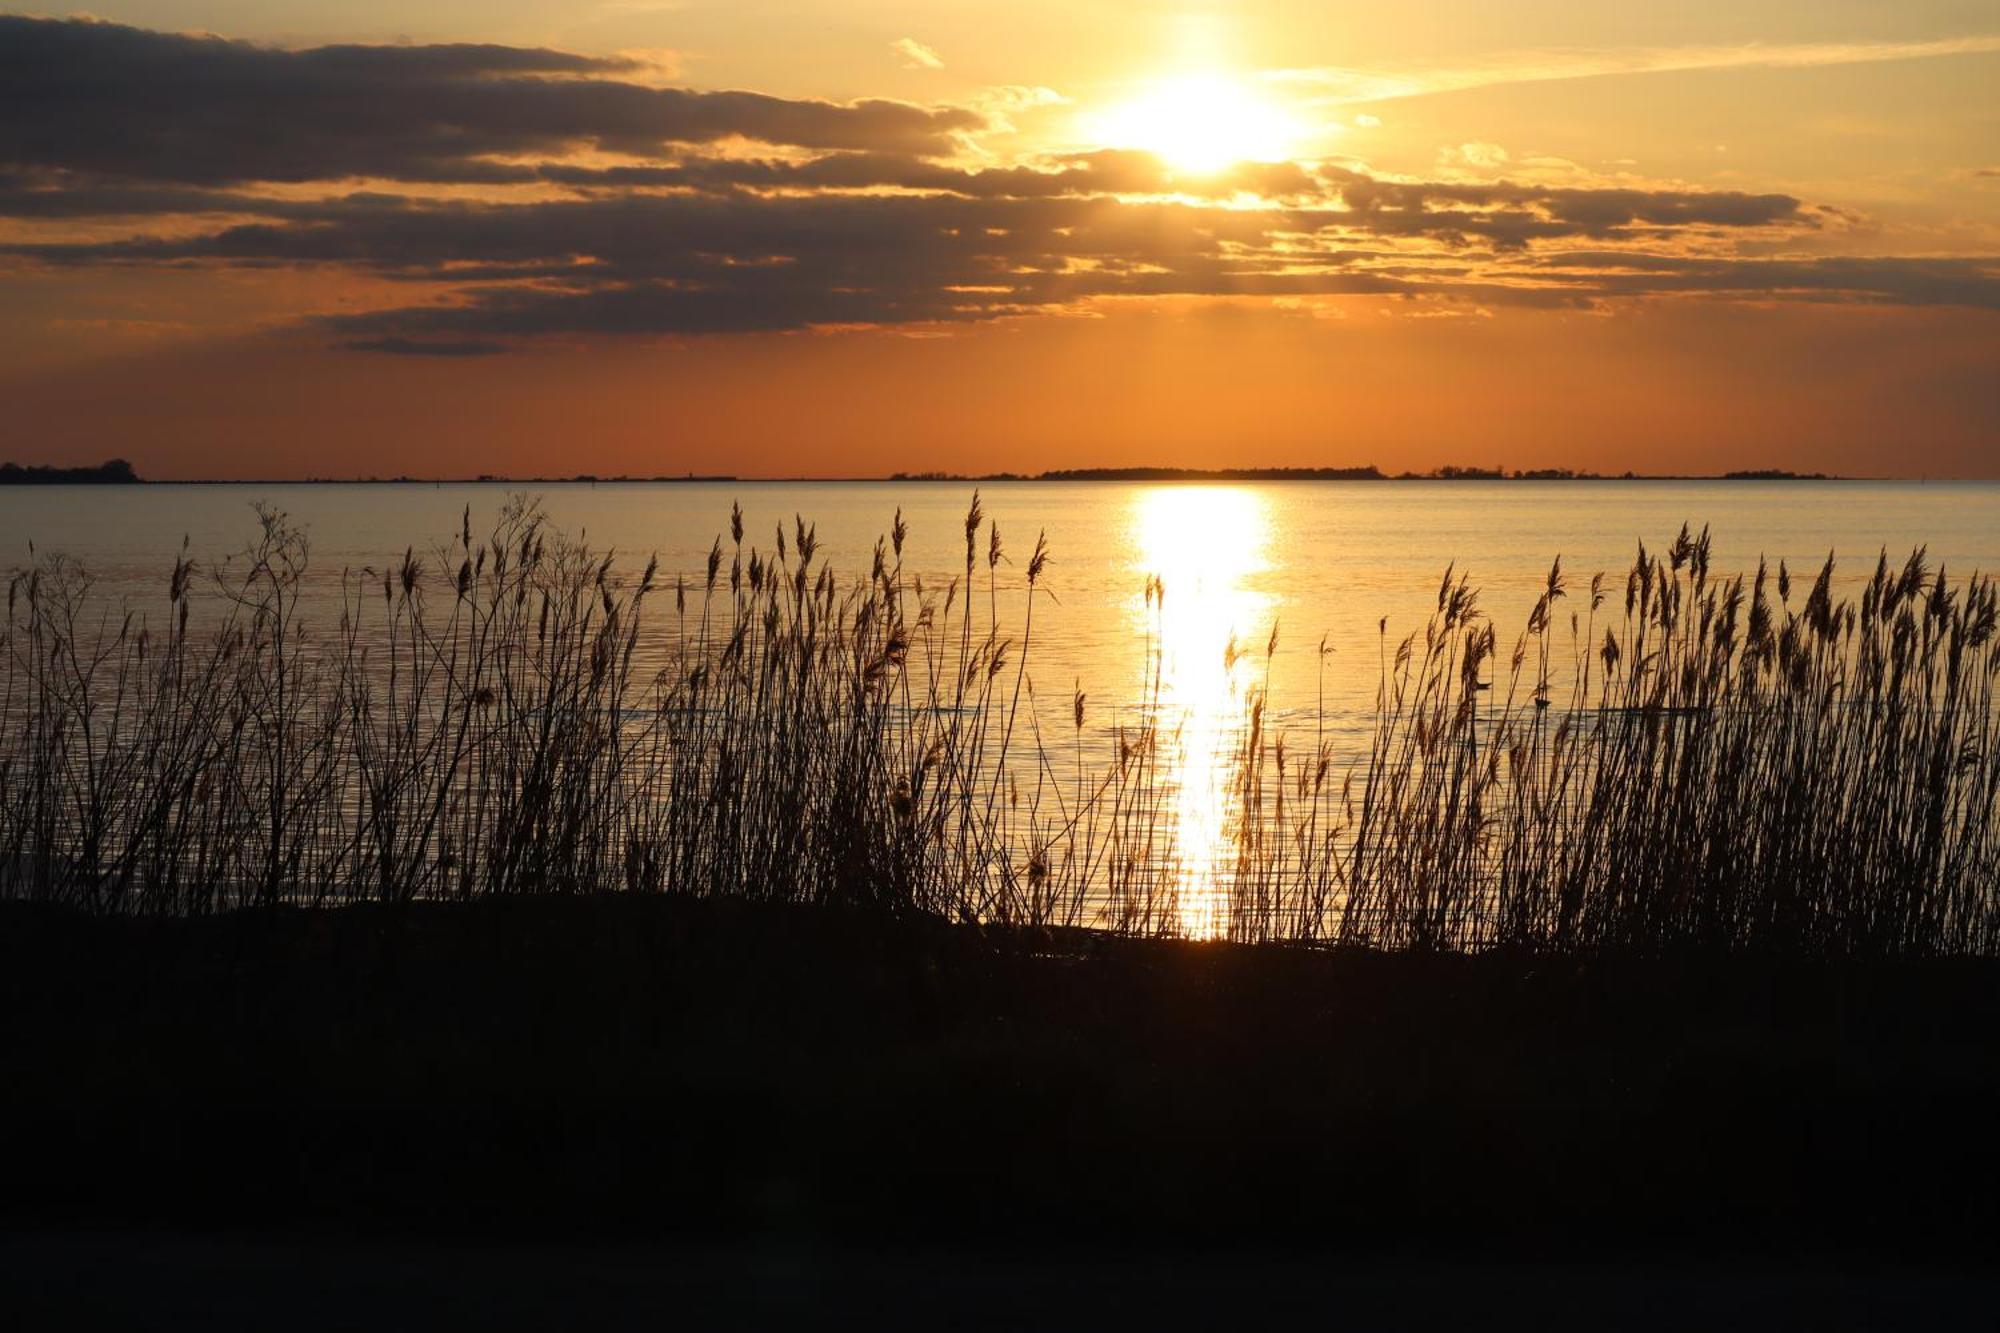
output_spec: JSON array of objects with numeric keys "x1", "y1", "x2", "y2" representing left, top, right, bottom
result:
[
  {"x1": 2, "y1": 16, "x2": 1995, "y2": 353},
  {"x1": 1440, "y1": 141, "x2": 1511, "y2": 171},
  {"x1": 16, "y1": 175, "x2": 1972, "y2": 353},
  {"x1": 1273, "y1": 34, "x2": 2000, "y2": 105},
  {"x1": 338, "y1": 337, "x2": 509, "y2": 356},
  {"x1": 0, "y1": 174, "x2": 307, "y2": 219},
  {"x1": 1318, "y1": 167, "x2": 1807, "y2": 245},
  {"x1": 7, "y1": 159, "x2": 1811, "y2": 262},
  {"x1": 1529, "y1": 252, "x2": 2000, "y2": 310},
  {"x1": 892, "y1": 38, "x2": 944, "y2": 70},
  {"x1": 0, "y1": 16, "x2": 980, "y2": 185},
  {"x1": 530, "y1": 148, "x2": 1322, "y2": 200}
]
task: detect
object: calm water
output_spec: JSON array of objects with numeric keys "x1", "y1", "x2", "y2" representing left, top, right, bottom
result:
[
  {"x1": 9, "y1": 480, "x2": 1996, "y2": 931},
  {"x1": 8, "y1": 478, "x2": 1996, "y2": 710}
]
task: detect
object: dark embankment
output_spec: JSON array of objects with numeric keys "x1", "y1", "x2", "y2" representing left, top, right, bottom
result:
[{"x1": 4, "y1": 896, "x2": 1997, "y2": 1258}]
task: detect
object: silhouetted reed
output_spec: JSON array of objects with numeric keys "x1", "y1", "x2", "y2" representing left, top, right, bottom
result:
[
  {"x1": 1391, "y1": 526, "x2": 2000, "y2": 957},
  {"x1": 3, "y1": 505, "x2": 1994, "y2": 957}
]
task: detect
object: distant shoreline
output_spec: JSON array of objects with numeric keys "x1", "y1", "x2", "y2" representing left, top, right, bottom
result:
[{"x1": 4, "y1": 468, "x2": 1916, "y2": 486}]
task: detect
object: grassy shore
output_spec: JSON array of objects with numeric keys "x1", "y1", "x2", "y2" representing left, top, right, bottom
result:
[
  {"x1": 4, "y1": 504, "x2": 1997, "y2": 1317},
  {"x1": 7, "y1": 893, "x2": 1997, "y2": 1253}
]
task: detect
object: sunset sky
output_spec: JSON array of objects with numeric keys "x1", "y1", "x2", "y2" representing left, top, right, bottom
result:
[{"x1": 2, "y1": 3, "x2": 1996, "y2": 478}]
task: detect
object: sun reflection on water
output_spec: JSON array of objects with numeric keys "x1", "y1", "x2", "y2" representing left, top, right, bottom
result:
[{"x1": 1130, "y1": 487, "x2": 1271, "y2": 939}]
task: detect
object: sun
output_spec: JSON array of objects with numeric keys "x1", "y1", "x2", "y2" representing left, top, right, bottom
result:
[{"x1": 1086, "y1": 72, "x2": 1302, "y2": 174}]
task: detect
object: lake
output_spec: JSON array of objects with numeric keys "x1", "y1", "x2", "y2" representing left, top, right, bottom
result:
[
  {"x1": 7, "y1": 478, "x2": 1997, "y2": 935},
  {"x1": 8, "y1": 477, "x2": 1996, "y2": 713}
]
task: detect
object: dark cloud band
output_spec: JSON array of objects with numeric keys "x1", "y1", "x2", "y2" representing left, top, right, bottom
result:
[
  {"x1": 2, "y1": 15, "x2": 1994, "y2": 351},
  {"x1": 0, "y1": 16, "x2": 979, "y2": 185}
]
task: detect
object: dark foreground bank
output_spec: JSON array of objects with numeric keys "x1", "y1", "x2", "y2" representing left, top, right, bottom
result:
[{"x1": 3, "y1": 895, "x2": 1997, "y2": 1315}]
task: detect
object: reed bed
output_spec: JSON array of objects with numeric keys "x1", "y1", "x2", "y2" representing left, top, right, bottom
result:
[{"x1": 2, "y1": 503, "x2": 1995, "y2": 957}]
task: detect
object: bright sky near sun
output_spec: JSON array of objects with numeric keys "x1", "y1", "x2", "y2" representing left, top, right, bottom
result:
[
  {"x1": 2, "y1": 1, "x2": 1996, "y2": 476},
  {"x1": 1079, "y1": 73, "x2": 1302, "y2": 172}
]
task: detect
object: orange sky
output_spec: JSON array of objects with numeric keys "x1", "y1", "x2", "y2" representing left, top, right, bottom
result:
[{"x1": 2, "y1": 6, "x2": 1996, "y2": 477}]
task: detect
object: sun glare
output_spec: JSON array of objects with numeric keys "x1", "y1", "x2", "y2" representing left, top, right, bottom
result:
[
  {"x1": 1131, "y1": 487, "x2": 1272, "y2": 938},
  {"x1": 1089, "y1": 72, "x2": 1301, "y2": 174}
]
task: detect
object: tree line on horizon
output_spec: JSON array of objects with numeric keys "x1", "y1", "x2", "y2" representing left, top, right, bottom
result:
[
  {"x1": 890, "y1": 465, "x2": 1835, "y2": 482},
  {"x1": 0, "y1": 459, "x2": 1839, "y2": 485},
  {"x1": 0, "y1": 459, "x2": 139, "y2": 485}
]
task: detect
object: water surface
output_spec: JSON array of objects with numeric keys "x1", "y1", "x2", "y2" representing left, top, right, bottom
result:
[
  {"x1": 9, "y1": 479, "x2": 1995, "y2": 932},
  {"x1": 12, "y1": 478, "x2": 1993, "y2": 708}
]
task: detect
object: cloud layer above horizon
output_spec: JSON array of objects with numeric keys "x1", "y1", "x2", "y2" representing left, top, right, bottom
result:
[{"x1": 2, "y1": 14, "x2": 1998, "y2": 357}]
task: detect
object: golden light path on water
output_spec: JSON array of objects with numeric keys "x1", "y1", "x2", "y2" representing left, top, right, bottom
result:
[{"x1": 1128, "y1": 487, "x2": 1274, "y2": 939}]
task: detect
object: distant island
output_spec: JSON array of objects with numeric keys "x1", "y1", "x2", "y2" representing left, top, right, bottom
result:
[
  {"x1": 0, "y1": 458, "x2": 140, "y2": 484},
  {"x1": 1718, "y1": 469, "x2": 1835, "y2": 481},
  {"x1": 891, "y1": 465, "x2": 1842, "y2": 482},
  {"x1": 1038, "y1": 466, "x2": 1388, "y2": 482}
]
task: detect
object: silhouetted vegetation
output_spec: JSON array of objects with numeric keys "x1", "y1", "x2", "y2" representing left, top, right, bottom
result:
[
  {"x1": 3, "y1": 501, "x2": 1996, "y2": 1277},
  {"x1": 1, "y1": 503, "x2": 1993, "y2": 956},
  {"x1": 1033, "y1": 466, "x2": 1385, "y2": 481},
  {"x1": 0, "y1": 458, "x2": 139, "y2": 484},
  {"x1": 5, "y1": 892, "x2": 1996, "y2": 1253},
  {"x1": 1409, "y1": 464, "x2": 1507, "y2": 479},
  {"x1": 890, "y1": 469, "x2": 1026, "y2": 481}
]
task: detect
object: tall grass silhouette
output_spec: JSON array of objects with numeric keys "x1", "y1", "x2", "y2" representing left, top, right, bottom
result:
[{"x1": 2, "y1": 502, "x2": 1994, "y2": 955}]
